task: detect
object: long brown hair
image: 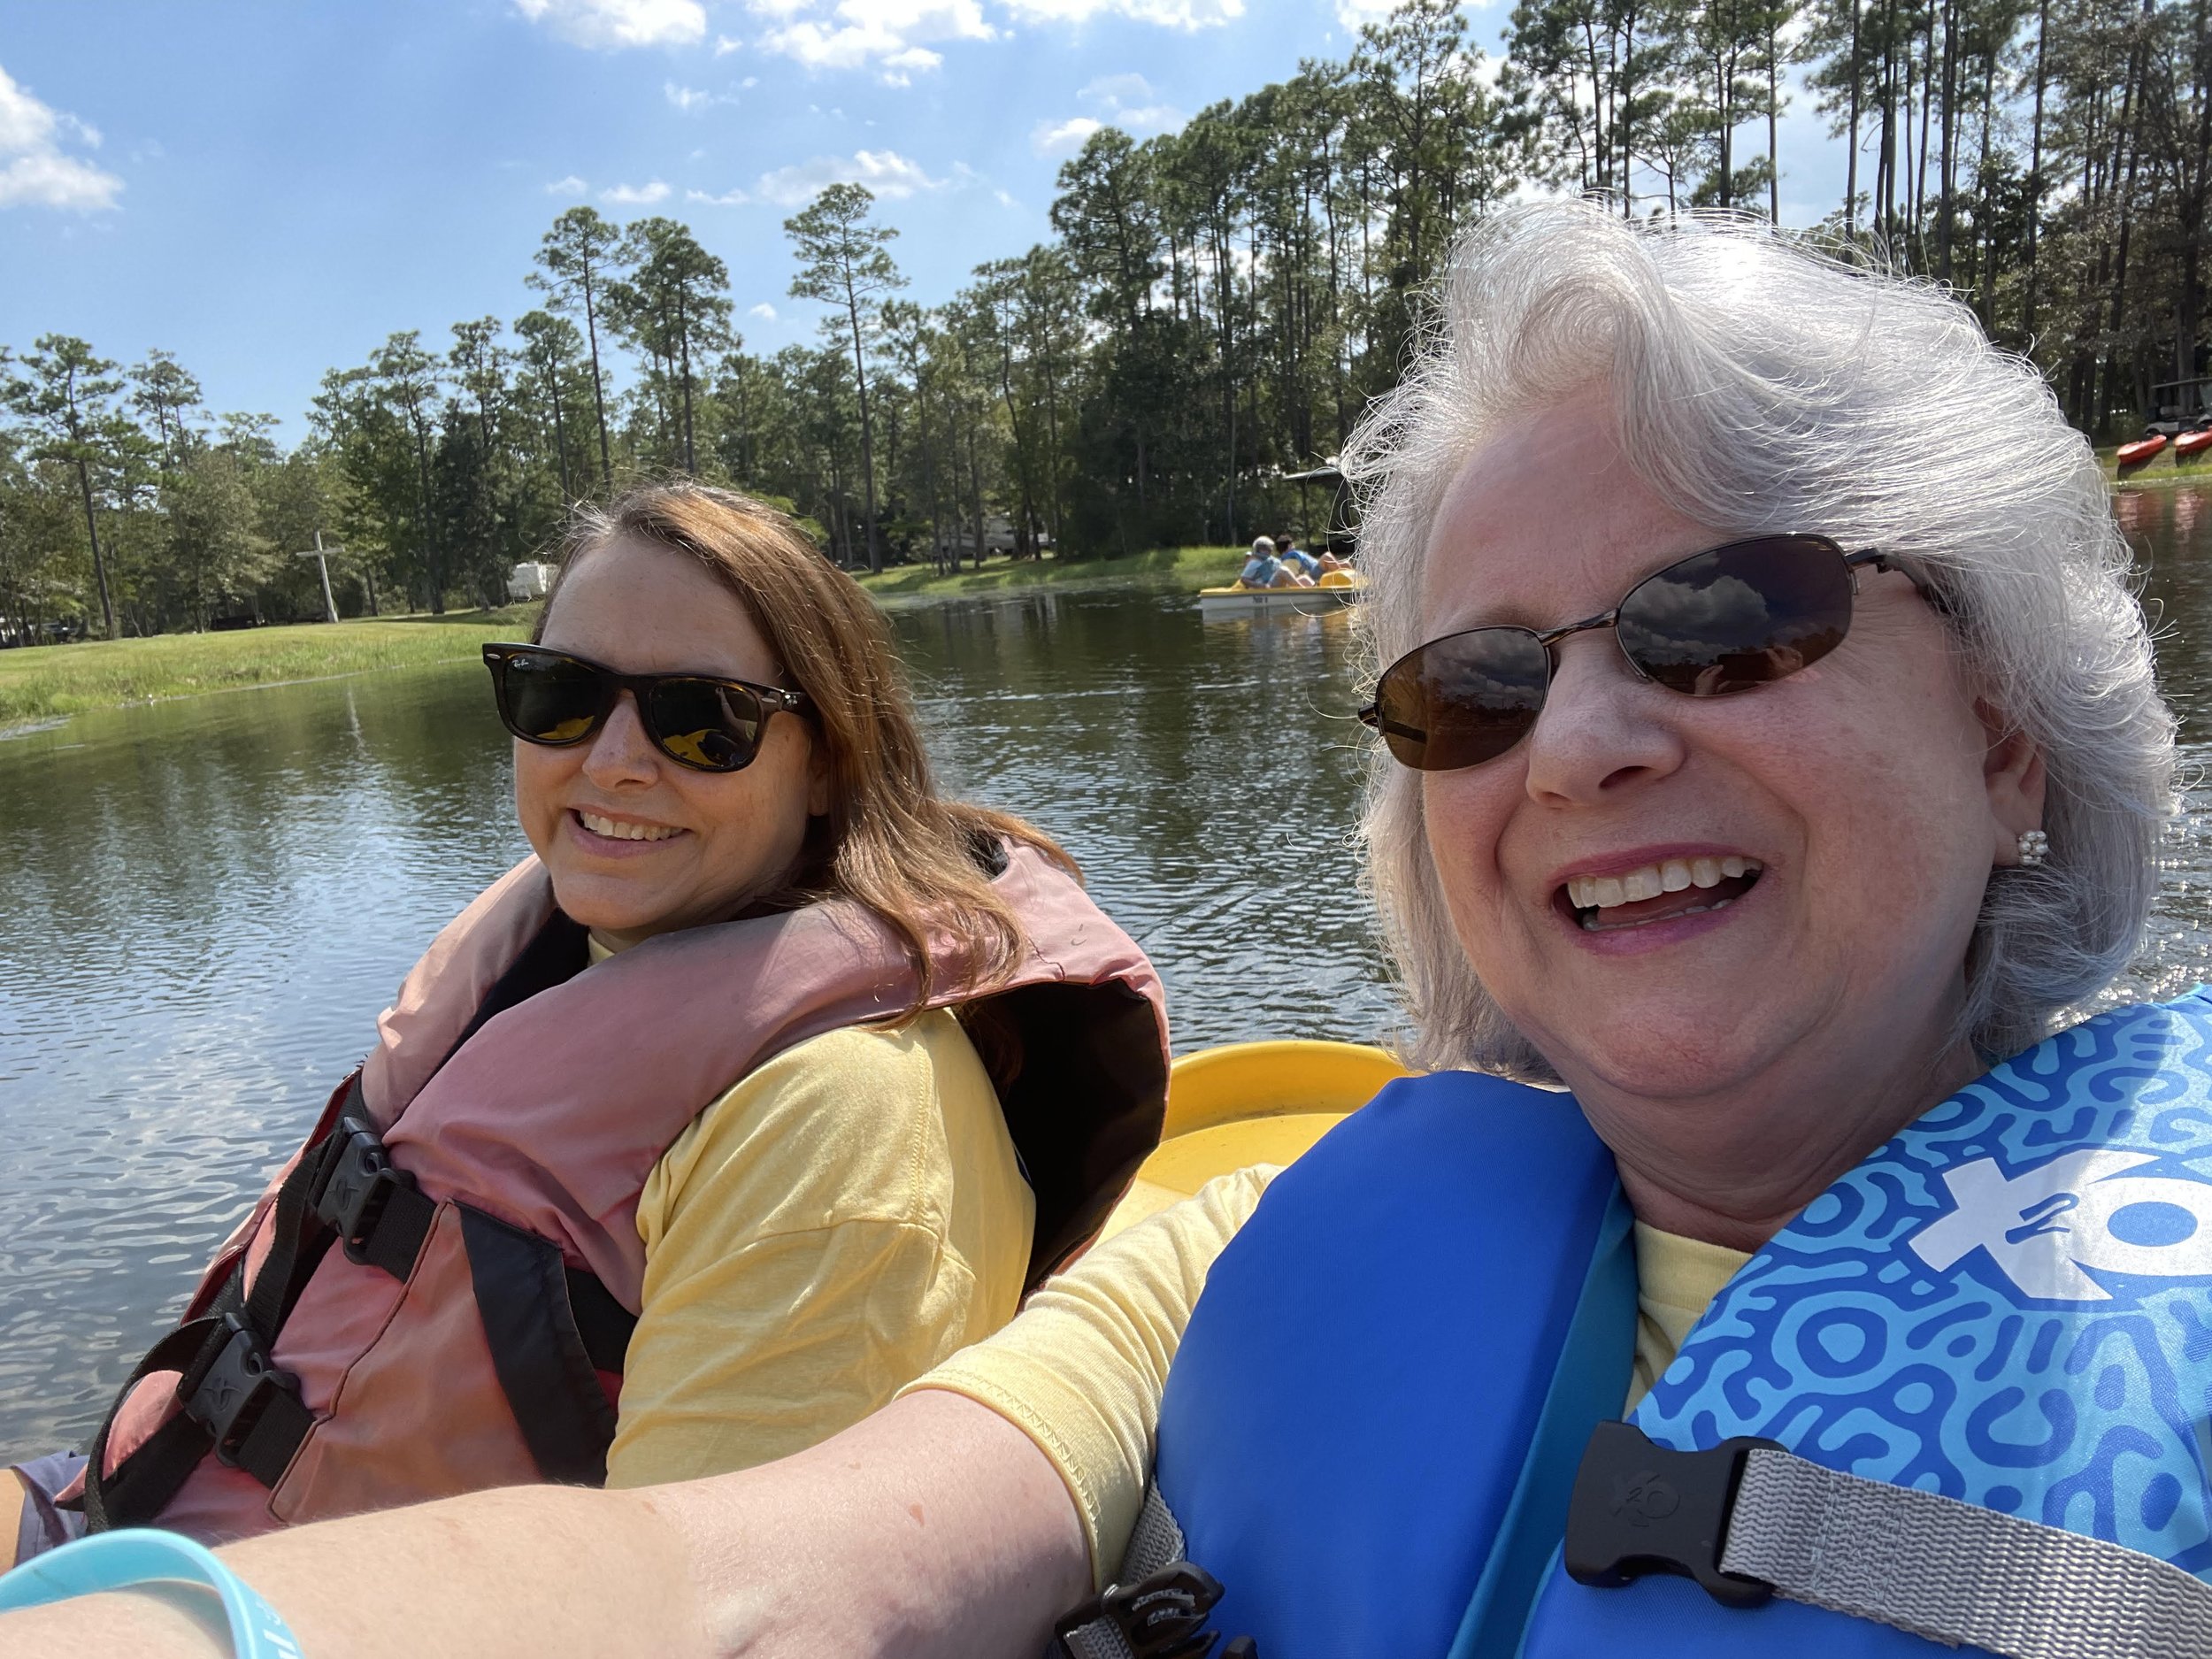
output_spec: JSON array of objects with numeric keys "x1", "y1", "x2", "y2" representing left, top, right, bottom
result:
[{"x1": 534, "y1": 480, "x2": 1074, "y2": 1001}]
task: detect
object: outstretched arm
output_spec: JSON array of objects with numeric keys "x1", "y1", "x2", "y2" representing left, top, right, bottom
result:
[{"x1": 0, "y1": 1389, "x2": 1087, "y2": 1659}]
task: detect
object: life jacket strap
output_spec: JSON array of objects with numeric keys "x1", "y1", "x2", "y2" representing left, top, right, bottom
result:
[
  {"x1": 1567, "y1": 1421, "x2": 2212, "y2": 1659},
  {"x1": 1049, "y1": 1486, "x2": 1257, "y2": 1659}
]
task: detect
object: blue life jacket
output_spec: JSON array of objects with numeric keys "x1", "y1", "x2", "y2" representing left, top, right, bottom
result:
[{"x1": 1150, "y1": 990, "x2": 2212, "y2": 1657}]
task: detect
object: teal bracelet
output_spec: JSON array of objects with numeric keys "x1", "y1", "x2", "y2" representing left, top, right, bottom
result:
[{"x1": 0, "y1": 1530, "x2": 302, "y2": 1656}]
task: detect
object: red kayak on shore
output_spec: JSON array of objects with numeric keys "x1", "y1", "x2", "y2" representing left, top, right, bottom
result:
[
  {"x1": 2117, "y1": 434, "x2": 2170, "y2": 470},
  {"x1": 2176, "y1": 429, "x2": 2212, "y2": 464}
]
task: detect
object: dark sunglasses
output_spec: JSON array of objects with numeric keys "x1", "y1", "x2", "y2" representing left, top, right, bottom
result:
[
  {"x1": 1358, "y1": 534, "x2": 1931, "y2": 772},
  {"x1": 482, "y1": 642, "x2": 809, "y2": 773}
]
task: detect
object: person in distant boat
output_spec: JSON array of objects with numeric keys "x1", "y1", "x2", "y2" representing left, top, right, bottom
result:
[
  {"x1": 1273, "y1": 535, "x2": 1323, "y2": 581},
  {"x1": 2, "y1": 481, "x2": 1167, "y2": 1565},
  {"x1": 1239, "y1": 537, "x2": 1310, "y2": 590},
  {"x1": 19, "y1": 207, "x2": 2207, "y2": 1659}
]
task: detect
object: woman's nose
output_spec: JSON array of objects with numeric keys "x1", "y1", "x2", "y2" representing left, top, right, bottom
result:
[
  {"x1": 1519, "y1": 630, "x2": 1687, "y2": 805},
  {"x1": 580, "y1": 692, "x2": 661, "y2": 785}
]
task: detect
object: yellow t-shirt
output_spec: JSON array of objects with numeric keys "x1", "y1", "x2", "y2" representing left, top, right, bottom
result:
[
  {"x1": 602, "y1": 997, "x2": 1033, "y2": 1489},
  {"x1": 913, "y1": 1169, "x2": 1750, "y2": 1583}
]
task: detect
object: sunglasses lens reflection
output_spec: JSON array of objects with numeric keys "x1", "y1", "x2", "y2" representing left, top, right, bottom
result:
[
  {"x1": 1374, "y1": 536, "x2": 1865, "y2": 772},
  {"x1": 1377, "y1": 627, "x2": 1548, "y2": 771},
  {"x1": 501, "y1": 653, "x2": 604, "y2": 743},
  {"x1": 1615, "y1": 536, "x2": 1853, "y2": 695},
  {"x1": 648, "y1": 680, "x2": 764, "y2": 772}
]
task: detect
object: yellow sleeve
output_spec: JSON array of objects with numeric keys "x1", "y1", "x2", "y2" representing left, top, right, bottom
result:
[
  {"x1": 905, "y1": 1164, "x2": 1277, "y2": 1586},
  {"x1": 605, "y1": 1008, "x2": 1034, "y2": 1489}
]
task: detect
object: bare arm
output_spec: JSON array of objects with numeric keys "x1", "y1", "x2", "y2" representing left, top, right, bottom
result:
[{"x1": 0, "y1": 1390, "x2": 1087, "y2": 1658}]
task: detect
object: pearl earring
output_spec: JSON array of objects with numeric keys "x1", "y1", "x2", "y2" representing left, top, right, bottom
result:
[{"x1": 2018, "y1": 829, "x2": 2049, "y2": 868}]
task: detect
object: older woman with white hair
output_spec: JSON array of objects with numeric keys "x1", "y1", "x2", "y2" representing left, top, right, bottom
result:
[{"x1": 5, "y1": 200, "x2": 2207, "y2": 1659}]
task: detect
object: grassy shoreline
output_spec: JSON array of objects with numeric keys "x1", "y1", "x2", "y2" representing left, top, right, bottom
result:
[
  {"x1": 1, "y1": 549, "x2": 1252, "y2": 727},
  {"x1": 0, "y1": 610, "x2": 537, "y2": 729},
  {"x1": 855, "y1": 543, "x2": 1248, "y2": 603},
  {"x1": 2102, "y1": 443, "x2": 2212, "y2": 488}
]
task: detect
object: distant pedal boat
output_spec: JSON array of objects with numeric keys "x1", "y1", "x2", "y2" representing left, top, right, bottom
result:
[
  {"x1": 2117, "y1": 434, "x2": 2170, "y2": 471},
  {"x1": 1197, "y1": 572, "x2": 1363, "y2": 618}
]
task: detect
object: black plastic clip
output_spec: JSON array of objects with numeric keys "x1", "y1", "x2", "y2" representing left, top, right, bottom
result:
[
  {"x1": 175, "y1": 1312, "x2": 303, "y2": 1468},
  {"x1": 1050, "y1": 1563, "x2": 1249, "y2": 1659},
  {"x1": 1563, "y1": 1420, "x2": 1779, "y2": 1609},
  {"x1": 311, "y1": 1114, "x2": 419, "y2": 1264}
]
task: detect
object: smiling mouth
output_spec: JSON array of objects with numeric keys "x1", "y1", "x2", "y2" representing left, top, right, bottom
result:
[
  {"x1": 1559, "y1": 856, "x2": 1764, "y2": 933},
  {"x1": 574, "y1": 809, "x2": 683, "y2": 843}
]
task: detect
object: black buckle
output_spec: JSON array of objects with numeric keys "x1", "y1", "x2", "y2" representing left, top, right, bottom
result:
[
  {"x1": 175, "y1": 1313, "x2": 302, "y2": 1467},
  {"x1": 1051, "y1": 1563, "x2": 1246, "y2": 1659},
  {"x1": 311, "y1": 1114, "x2": 419, "y2": 1263},
  {"x1": 1564, "y1": 1421, "x2": 1778, "y2": 1609}
]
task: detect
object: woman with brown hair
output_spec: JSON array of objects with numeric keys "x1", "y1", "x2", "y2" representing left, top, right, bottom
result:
[{"x1": 6, "y1": 481, "x2": 1168, "y2": 1562}]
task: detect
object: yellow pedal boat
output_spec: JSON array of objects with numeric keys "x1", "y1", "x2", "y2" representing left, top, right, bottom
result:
[
  {"x1": 1195, "y1": 572, "x2": 1363, "y2": 619},
  {"x1": 1101, "y1": 1039, "x2": 1413, "y2": 1240}
]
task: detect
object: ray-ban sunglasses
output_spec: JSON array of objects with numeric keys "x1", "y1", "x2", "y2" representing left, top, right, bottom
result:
[
  {"x1": 482, "y1": 642, "x2": 810, "y2": 773},
  {"x1": 1358, "y1": 534, "x2": 1933, "y2": 772}
]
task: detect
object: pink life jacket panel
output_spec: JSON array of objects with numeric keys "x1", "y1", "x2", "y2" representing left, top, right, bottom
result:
[{"x1": 76, "y1": 841, "x2": 1168, "y2": 1543}]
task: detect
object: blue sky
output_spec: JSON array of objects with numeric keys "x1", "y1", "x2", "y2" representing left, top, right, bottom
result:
[{"x1": 2, "y1": 0, "x2": 1852, "y2": 443}]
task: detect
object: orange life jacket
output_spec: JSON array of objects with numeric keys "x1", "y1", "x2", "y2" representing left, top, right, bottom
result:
[{"x1": 73, "y1": 841, "x2": 1168, "y2": 1542}]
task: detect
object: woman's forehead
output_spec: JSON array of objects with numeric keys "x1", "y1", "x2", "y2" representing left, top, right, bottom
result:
[
  {"x1": 1418, "y1": 416, "x2": 1721, "y2": 634},
  {"x1": 543, "y1": 538, "x2": 778, "y2": 680}
]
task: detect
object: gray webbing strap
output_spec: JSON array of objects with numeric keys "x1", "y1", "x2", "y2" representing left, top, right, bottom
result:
[
  {"x1": 1118, "y1": 1485, "x2": 1189, "y2": 1584},
  {"x1": 1053, "y1": 1486, "x2": 1193, "y2": 1659},
  {"x1": 1723, "y1": 1448, "x2": 2212, "y2": 1659}
]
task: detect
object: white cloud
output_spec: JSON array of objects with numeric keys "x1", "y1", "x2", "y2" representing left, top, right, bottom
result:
[
  {"x1": 1002, "y1": 0, "x2": 1240, "y2": 25},
  {"x1": 1030, "y1": 115, "x2": 1101, "y2": 157},
  {"x1": 750, "y1": 147, "x2": 945, "y2": 205},
  {"x1": 666, "y1": 81, "x2": 711, "y2": 110},
  {"x1": 687, "y1": 185, "x2": 750, "y2": 204},
  {"x1": 1079, "y1": 70, "x2": 1181, "y2": 130},
  {"x1": 514, "y1": 0, "x2": 707, "y2": 47},
  {"x1": 742, "y1": 74, "x2": 760, "y2": 86},
  {"x1": 1332, "y1": 0, "x2": 1395, "y2": 25},
  {"x1": 0, "y1": 65, "x2": 121, "y2": 211},
  {"x1": 602, "y1": 178, "x2": 672, "y2": 203},
  {"x1": 752, "y1": 0, "x2": 995, "y2": 81},
  {"x1": 545, "y1": 173, "x2": 589, "y2": 194},
  {"x1": 749, "y1": 303, "x2": 780, "y2": 320},
  {"x1": 715, "y1": 33, "x2": 746, "y2": 52},
  {"x1": 1033, "y1": 70, "x2": 1182, "y2": 155}
]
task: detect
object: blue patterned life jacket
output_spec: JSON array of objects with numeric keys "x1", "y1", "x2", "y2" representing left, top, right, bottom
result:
[{"x1": 1148, "y1": 990, "x2": 2212, "y2": 1657}]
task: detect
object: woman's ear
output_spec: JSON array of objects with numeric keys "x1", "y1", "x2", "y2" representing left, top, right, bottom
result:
[{"x1": 1979, "y1": 699, "x2": 2047, "y2": 866}]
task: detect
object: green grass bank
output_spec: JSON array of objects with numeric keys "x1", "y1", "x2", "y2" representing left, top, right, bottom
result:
[
  {"x1": 2103, "y1": 443, "x2": 2212, "y2": 487},
  {"x1": 856, "y1": 543, "x2": 1249, "y2": 603},
  {"x1": 0, "y1": 609, "x2": 537, "y2": 728},
  {"x1": 1, "y1": 549, "x2": 1251, "y2": 726}
]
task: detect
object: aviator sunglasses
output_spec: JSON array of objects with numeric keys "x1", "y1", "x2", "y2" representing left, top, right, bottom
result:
[
  {"x1": 1359, "y1": 534, "x2": 1932, "y2": 772},
  {"x1": 482, "y1": 642, "x2": 810, "y2": 773}
]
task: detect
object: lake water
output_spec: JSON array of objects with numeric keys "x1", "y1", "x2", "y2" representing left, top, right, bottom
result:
[{"x1": 0, "y1": 485, "x2": 2208, "y2": 1455}]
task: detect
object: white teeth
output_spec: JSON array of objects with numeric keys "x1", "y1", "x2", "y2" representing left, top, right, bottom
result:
[
  {"x1": 1564, "y1": 856, "x2": 1764, "y2": 915},
  {"x1": 580, "y1": 810, "x2": 679, "y2": 842}
]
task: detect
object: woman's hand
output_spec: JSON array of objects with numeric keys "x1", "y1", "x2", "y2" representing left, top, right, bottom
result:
[{"x1": 0, "y1": 1390, "x2": 1087, "y2": 1658}]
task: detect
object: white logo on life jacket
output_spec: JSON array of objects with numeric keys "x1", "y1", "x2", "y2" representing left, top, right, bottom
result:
[{"x1": 1909, "y1": 1149, "x2": 2212, "y2": 1302}]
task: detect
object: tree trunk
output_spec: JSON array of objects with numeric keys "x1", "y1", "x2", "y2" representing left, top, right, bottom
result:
[
  {"x1": 73, "y1": 454, "x2": 115, "y2": 638},
  {"x1": 2024, "y1": 0, "x2": 2049, "y2": 340},
  {"x1": 844, "y1": 289, "x2": 881, "y2": 574},
  {"x1": 582, "y1": 265, "x2": 613, "y2": 491}
]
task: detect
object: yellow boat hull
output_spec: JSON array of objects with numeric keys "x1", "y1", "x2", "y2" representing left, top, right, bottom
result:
[{"x1": 1100, "y1": 1039, "x2": 1414, "y2": 1239}]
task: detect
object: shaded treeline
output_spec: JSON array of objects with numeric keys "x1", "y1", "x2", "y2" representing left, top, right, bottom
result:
[{"x1": 4, "y1": 0, "x2": 2206, "y2": 641}]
